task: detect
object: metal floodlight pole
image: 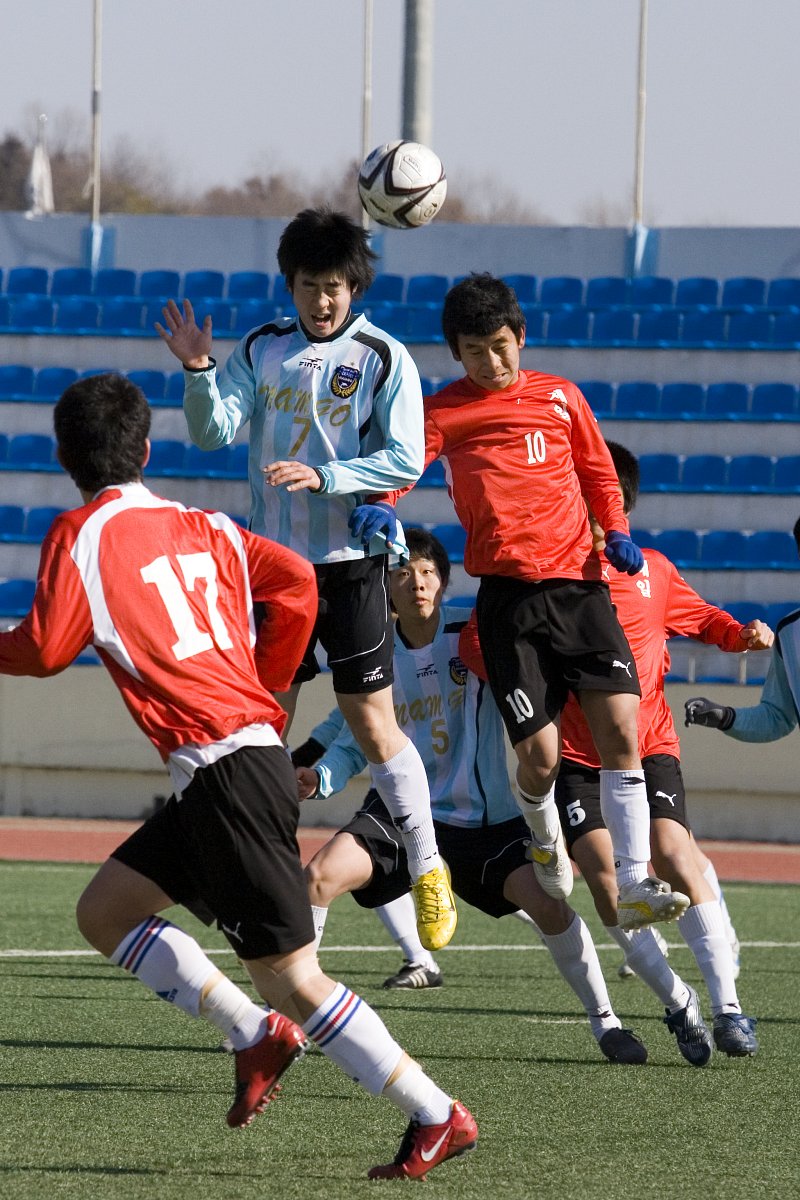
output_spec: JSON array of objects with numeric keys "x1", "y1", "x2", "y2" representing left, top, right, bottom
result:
[
  {"x1": 632, "y1": 0, "x2": 648, "y2": 231},
  {"x1": 88, "y1": 0, "x2": 104, "y2": 269},
  {"x1": 360, "y1": 0, "x2": 373, "y2": 229},
  {"x1": 402, "y1": 0, "x2": 433, "y2": 146}
]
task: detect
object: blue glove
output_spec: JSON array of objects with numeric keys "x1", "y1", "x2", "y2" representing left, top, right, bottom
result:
[
  {"x1": 604, "y1": 530, "x2": 644, "y2": 575},
  {"x1": 348, "y1": 502, "x2": 399, "y2": 548}
]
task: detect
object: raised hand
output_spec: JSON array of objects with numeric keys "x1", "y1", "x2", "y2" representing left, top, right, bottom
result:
[
  {"x1": 738, "y1": 619, "x2": 774, "y2": 651},
  {"x1": 154, "y1": 298, "x2": 213, "y2": 368}
]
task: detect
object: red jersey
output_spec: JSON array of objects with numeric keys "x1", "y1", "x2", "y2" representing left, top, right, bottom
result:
[
  {"x1": 388, "y1": 370, "x2": 629, "y2": 582},
  {"x1": 560, "y1": 548, "x2": 747, "y2": 765},
  {"x1": 0, "y1": 482, "x2": 317, "y2": 761}
]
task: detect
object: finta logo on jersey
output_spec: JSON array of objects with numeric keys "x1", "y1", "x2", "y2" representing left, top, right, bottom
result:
[
  {"x1": 416, "y1": 661, "x2": 438, "y2": 678},
  {"x1": 448, "y1": 656, "x2": 467, "y2": 686},
  {"x1": 298, "y1": 356, "x2": 322, "y2": 371},
  {"x1": 331, "y1": 365, "x2": 361, "y2": 398}
]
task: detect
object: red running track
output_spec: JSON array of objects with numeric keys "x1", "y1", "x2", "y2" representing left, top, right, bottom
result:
[{"x1": 0, "y1": 817, "x2": 799, "y2": 883}]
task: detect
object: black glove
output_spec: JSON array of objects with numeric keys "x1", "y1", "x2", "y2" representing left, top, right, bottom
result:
[
  {"x1": 684, "y1": 696, "x2": 735, "y2": 730},
  {"x1": 604, "y1": 530, "x2": 644, "y2": 575},
  {"x1": 290, "y1": 736, "x2": 326, "y2": 768}
]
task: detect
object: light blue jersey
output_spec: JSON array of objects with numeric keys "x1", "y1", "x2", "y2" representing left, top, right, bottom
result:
[
  {"x1": 726, "y1": 608, "x2": 800, "y2": 741},
  {"x1": 316, "y1": 605, "x2": 519, "y2": 828},
  {"x1": 183, "y1": 312, "x2": 424, "y2": 564}
]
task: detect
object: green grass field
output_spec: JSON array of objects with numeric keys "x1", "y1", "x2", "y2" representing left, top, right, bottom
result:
[{"x1": 1, "y1": 862, "x2": 798, "y2": 1199}]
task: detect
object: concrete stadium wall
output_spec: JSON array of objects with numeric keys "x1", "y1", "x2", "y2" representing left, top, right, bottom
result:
[{"x1": 0, "y1": 669, "x2": 796, "y2": 843}]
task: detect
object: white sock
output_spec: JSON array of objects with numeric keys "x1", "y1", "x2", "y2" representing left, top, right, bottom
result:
[
  {"x1": 369, "y1": 740, "x2": 441, "y2": 880},
  {"x1": 678, "y1": 901, "x2": 741, "y2": 1016},
  {"x1": 515, "y1": 782, "x2": 561, "y2": 844},
  {"x1": 382, "y1": 1062, "x2": 452, "y2": 1125},
  {"x1": 111, "y1": 916, "x2": 265, "y2": 1047},
  {"x1": 509, "y1": 909, "x2": 543, "y2": 938},
  {"x1": 599, "y1": 769, "x2": 650, "y2": 885},
  {"x1": 703, "y1": 860, "x2": 739, "y2": 947},
  {"x1": 302, "y1": 981, "x2": 404, "y2": 1095},
  {"x1": 541, "y1": 913, "x2": 617, "y2": 1038},
  {"x1": 606, "y1": 924, "x2": 688, "y2": 1010},
  {"x1": 311, "y1": 905, "x2": 328, "y2": 950},
  {"x1": 376, "y1": 895, "x2": 436, "y2": 969}
]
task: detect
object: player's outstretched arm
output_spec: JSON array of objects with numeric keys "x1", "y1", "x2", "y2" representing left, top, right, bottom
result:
[
  {"x1": 155, "y1": 298, "x2": 213, "y2": 368},
  {"x1": 738, "y1": 619, "x2": 774, "y2": 650},
  {"x1": 604, "y1": 530, "x2": 644, "y2": 575},
  {"x1": 684, "y1": 696, "x2": 735, "y2": 730}
]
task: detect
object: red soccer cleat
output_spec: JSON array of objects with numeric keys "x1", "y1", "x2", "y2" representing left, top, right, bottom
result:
[
  {"x1": 367, "y1": 1101, "x2": 478, "y2": 1180},
  {"x1": 226, "y1": 1011, "x2": 307, "y2": 1128}
]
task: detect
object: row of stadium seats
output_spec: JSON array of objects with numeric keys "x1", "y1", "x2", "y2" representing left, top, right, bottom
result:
[
  {"x1": 2, "y1": 365, "x2": 799, "y2": 423},
  {"x1": 3, "y1": 267, "x2": 800, "y2": 312},
  {"x1": 0, "y1": 506, "x2": 248, "y2": 544},
  {"x1": 0, "y1": 434, "x2": 249, "y2": 479}
]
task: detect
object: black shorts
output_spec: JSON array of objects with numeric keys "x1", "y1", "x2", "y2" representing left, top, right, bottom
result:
[
  {"x1": 111, "y1": 745, "x2": 314, "y2": 959},
  {"x1": 293, "y1": 556, "x2": 394, "y2": 695},
  {"x1": 476, "y1": 576, "x2": 640, "y2": 745},
  {"x1": 343, "y1": 791, "x2": 530, "y2": 918},
  {"x1": 555, "y1": 753, "x2": 690, "y2": 854}
]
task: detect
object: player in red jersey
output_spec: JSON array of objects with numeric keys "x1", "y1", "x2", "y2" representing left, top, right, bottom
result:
[
  {"x1": 0, "y1": 373, "x2": 476, "y2": 1179},
  {"x1": 556, "y1": 441, "x2": 768, "y2": 1062},
  {"x1": 384, "y1": 274, "x2": 688, "y2": 930}
]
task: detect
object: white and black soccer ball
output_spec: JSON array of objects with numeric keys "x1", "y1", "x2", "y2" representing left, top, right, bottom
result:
[{"x1": 358, "y1": 140, "x2": 447, "y2": 230}]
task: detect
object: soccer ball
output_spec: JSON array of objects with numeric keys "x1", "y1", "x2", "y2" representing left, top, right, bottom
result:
[{"x1": 358, "y1": 140, "x2": 447, "y2": 230}]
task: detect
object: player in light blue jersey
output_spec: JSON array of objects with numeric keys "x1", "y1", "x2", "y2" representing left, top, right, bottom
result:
[
  {"x1": 298, "y1": 530, "x2": 650, "y2": 1065},
  {"x1": 157, "y1": 208, "x2": 455, "y2": 955}
]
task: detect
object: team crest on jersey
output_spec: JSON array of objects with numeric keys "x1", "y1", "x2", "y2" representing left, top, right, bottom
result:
[
  {"x1": 550, "y1": 388, "x2": 570, "y2": 421},
  {"x1": 449, "y1": 655, "x2": 468, "y2": 686},
  {"x1": 331, "y1": 365, "x2": 361, "y2": 398}
]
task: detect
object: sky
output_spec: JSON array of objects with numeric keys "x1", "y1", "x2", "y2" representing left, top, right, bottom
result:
[{"x1": 3, "y1": 0, "x2": 800, "y2": 227}]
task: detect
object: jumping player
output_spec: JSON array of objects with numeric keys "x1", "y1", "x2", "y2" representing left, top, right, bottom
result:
[
  {"x1": 0, "y1": 374, "x2": 477, "y2": 1181},
  {"x1": 156, "y1": 208, "x2": 456, "y2": 953}
]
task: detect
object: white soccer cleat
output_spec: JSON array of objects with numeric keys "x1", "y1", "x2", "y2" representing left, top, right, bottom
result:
[
  {"x1": 617, "y1": 876, "x2": 690, "y2": 930},
  {"x1": 525, "y1": 827, "x2": 573, "y2": 900}
]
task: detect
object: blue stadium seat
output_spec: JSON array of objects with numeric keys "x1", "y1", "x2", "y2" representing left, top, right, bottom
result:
[
  {"x1": 272, "y1": 277, "x2": 293, "y2": 306},
  {"x1": 406, "y1": 303, "x2": 444, "y2": 343},
  {"x1": 720, "y1": 276, "x2": 767, "y2": 309},
  {"x1": 699, "y1": 530, "x2": 748, "y2": 566},
  {"x1": 614, "y1": 381, "x2": 660, "y2": 417},
  {"x1": 638, "y1": 453, "x2": 681, "y2": 488},
  {"x1": 183, "y1": 269, "x2": 226, "y2": 299},
  {"x1": 145, "y1": 439, "x2": 186, "y2": 474},
  {"x1": 502, "y1": 274, "x2": 538, "y2": 303},
  {"x1": 705, "y1": 381, "x2": 750, "y2": 416},
  {"x1": 660, "y1": 382, "x2": 705, "y2": 417},
  {"x1": 519, "y1": 305, "x2": 545, "y2": 340},
  {"x1": 0, "y1": 578, "x2": 36, "y2": 616},
  {"x1": 538, "y1": 276, "x2": 584, "y2": 307},
  {"x1": 24, "y1": 506, "x2": 63, "y2": 539},
  {"x1": 6, "y1": 433, "x2": 55, "y2": 469},
  {"x1": 774, "y1": 456, "x2": 800, "y2": 489},
  {"x1": 363, "y1": 274, "x2": 405, "y2": 303},
  {"x1": 92, "y1": 268, "x2": 137, "y2": 297},
  {"x1": 365, "y1": 303, "x2": 409, "y2": 340},
  {"x1": 406, "y1": 274, "x2": 449, "y2": 304},
  {"x1": 745, "y1": 530, "x2": 798, "y2": 567},
  {"x1": 577, "y1": 380, "x2": 614, "y2": 417},
  {"x1": 545, "y1": 309, "x2": 589, "y2": 344},
  {"x1": 727, "y1": 311, "x2": 773, "y2": 347},
  {"x1": 127, "y1": 370, "x2": 167, "y2": 401},
  {"x1": 636, "y1": 309, "x2": 681, "y2": 346},
  {"x1": 184, "y1": 444, "x2": 233, "y2": 476},
  {"x1": 430, "y1": 523, "x2": 466, "y2": 560},
  {"x1": 193, "y1": 299, "x2": 233, "y2": 334},
  {"x1": 766, "y1": 601, "x2": 799, "y2": 627},
  {"x1": 770, "y1": 311, "x2": 800, "y2": 348},
  {"x1": 0, "y1": 364, "x2": 35, "y2": 400},
  {"x1": 8, "y1": 296, "x2": 54, "y2": 332},
  {"x1": 419, "y1": 460, "x2": 446, "y2": 487},
  {"x1": 727, "y1": 455, "x2": 775, "y2": 490},
  {"x1": 628, "y1": 275, "x2": 675, "y2": 307},
  {"x1": 166, "y1": 371, "x2": 186, "y2": 403},
  {"x1": 32, "y1": 367, "x2": 78, "y2": 402},
  {"x1": 227, "y1": 513, "x2": 248, "y2": 528},
  {"x1": 226, "y1": 270, "x2": 272, "y2": 301},
  {"x1": 675, "y1": 277, "x2": 720, "y2": 307},
  {"x1": 50, "y1": 267, "x2": 93, "y2": 297},
  {"x1": 232, "y1": 299, "x2": 281, "y2": 334},
  {"x1": 0, "y1": 434, "x2": 7, "y2": 462},
  {"x1": 585, "y1": 276, "x2": 630, "y2": 307},
  {"x1": 590, "y1": 308, "x2": 635, "y2": 346},
  {"x1": 229, "y1": 443, "x2": 249, "y2": 478},
  {"x1": 55, "y1": 297, "x2": 100, "y2": 332},
  {"x1": 750, "y1": 383, "x2": 798, "y2": 417},
  {"x1": 721, "y1": 601, "x2": 769, "y2": 626},
  {"x1": 680, "y1": 309, "x2": 727, "y2": 347},
  {"x1": 0, "y1": 505, "x2": 25, "y2": 538},
  {"x1": 6, "y1": 266, "x2": 49, "y2": 295},
  {"x1": 681, "y1": 455, "x2": 728, "y2": 489},
  {"x1": 766, "y1": 278, "x2": 800, "y2": 310},
  {"x1": 138, "y1": 269, "x2": 181, "y2": 299},
  {"x1": 0, "y1": 296, "x2": 9, "y2": 327},
  {"x1": 97, "y1": 298, "x2": 145, "y2": 334},
  {"x1": 650, "y1": 528, "x2": 702, "y2": 565}
]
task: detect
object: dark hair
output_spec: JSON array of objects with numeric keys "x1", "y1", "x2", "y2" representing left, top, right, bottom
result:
[
  {"x1": 277, "y1": 207, "x2": 377, "y2": 295},
  {"x1": 54, "y1": 373, "x2": 151, "y2": 494},
  {"x1": 604, "y1": 440, "x2": 640, "y2": 514},
  {"x1": 441, "y1": 272, "x2": 526, "y2": 356},
  {"x1": 793, "y1": 515, "x2": 800, "y2": 553},
  {"x1": 403, "y1": 527, "x2": 451, "y2": 588}
]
